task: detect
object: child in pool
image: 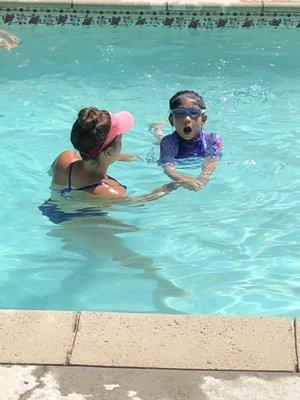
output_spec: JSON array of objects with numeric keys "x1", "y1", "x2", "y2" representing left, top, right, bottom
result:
[{"x1": 154, "y1": 90, "x2": 222, "y2": 191}]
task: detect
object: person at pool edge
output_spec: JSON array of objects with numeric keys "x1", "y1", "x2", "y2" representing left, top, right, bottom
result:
[
  {"x1": 153, "y1": 90, "x2": 223, "y2": 191},
  {"x1": 51, "y1": 107, "x2": 177, "y2": 201},
  {"x1": 0, "y1": 28, "x2": 20, "y2": 50}
]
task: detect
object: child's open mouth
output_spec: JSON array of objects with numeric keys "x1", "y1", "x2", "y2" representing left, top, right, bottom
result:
[{"x1": 183, "y1": 126, "x2": 192, "y2": 135}]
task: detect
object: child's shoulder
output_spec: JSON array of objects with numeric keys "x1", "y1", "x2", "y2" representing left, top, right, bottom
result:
[
  {"x1": 160, "y1": 131, "x2": 179, "y2": 145},
  {"x1": 202, "y1": 130, "x2": 221, "y2": 138},
  {"x1": 202, "y1": 130, "x2": 223, "y2": 153},
  {"x1": 203, "y1": 130, "x2": 222, "y2": 143}
]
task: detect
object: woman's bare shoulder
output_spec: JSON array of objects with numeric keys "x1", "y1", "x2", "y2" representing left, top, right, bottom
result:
[
  {"x1": 52, "y1": 150, "x2": 80, "y2": 172},
  {"x1": 89, "y1": 178, "x2": 127, "y2": 200}
]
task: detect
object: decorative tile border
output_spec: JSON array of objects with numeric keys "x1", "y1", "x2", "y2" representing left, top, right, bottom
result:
[{"x1": 0, "y1": 2, "x2": 299, "y2": 28}]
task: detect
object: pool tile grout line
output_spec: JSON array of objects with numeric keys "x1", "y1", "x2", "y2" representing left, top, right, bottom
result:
[
  {"x1": 293, "y1": 318, "x2": 299, "y2": 372},
  {"x1": 66, "y1": 312, "x2": 81, "y2": 365}
]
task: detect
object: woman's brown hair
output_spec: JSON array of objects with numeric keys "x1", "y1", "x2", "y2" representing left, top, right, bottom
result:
[{"x1": 70, "y1": 107, "x2": 114, "y2": 160}]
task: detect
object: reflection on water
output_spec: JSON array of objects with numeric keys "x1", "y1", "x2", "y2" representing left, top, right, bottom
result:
[{"x1": 46, "y1": 213, "x2": 187, "y2": 313}]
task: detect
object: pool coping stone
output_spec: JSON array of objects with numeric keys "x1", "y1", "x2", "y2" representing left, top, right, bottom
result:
[
  {"x1": 1, "y1": 0, "x2": 300, "y2": 10},
  {"x1": 0, "y1": 310, "x2": 77, "y2": 365},
  {"x1": 0, "y1": 310, "x2": 298, "y2": 372},
  {"x1": 70, "y1": 312, "x2": 296, "y2": 371}
]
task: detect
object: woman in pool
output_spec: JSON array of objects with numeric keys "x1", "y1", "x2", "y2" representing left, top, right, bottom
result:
[
  {"x1": 0, "y1": 28, "x2": 20, "y2": 50},
  {"x1": 51, "y1": 107, "x2": 177, "y2": 203}
]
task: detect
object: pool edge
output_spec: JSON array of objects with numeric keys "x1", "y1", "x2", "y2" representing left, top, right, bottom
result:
[
  {"x1": 1, "y1": 0, "x2": 299, "y2": 29},
  {"x1": 0, "y1": 310, "x2": 298, "y2": 372},
  {"x1": 0, "y1": 0, "x2": 300, "y2": 11}
]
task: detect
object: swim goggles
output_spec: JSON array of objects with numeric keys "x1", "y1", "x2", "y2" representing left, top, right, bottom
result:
[{"x1": 170, "y1": 107, "x2": 206, "y2": 120}]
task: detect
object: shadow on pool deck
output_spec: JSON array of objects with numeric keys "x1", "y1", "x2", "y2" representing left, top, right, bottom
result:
[{"x1": 1, "y1": 364, "x2": 300, "y2": 400}]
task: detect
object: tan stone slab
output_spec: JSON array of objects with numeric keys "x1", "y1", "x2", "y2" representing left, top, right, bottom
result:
[
  {"x1": 167, "y1": 0, "x2": 262, "y2": 10},
  {"x1": 263, "y1": 0, "x2": 300, "y2": 10},
  {"x1": 70, "y1": 312, "x2": 296, "y2": 371},
  {"x1": 0, "y1": 0, "x2": 146, "y2": 7},
  {"x1": 0, "y1": 1, "x2": 72, "y2": 12},
  {"x1": 0, "y1": 0, "x2": 72, "y2": 8},
  {"x1": 0, "y1": 310, "x2": 77, "y2": 365},
  {"x1": 1, "y1": 0, "x2": 299, "y2": 10},
  {"x1": 0, "y1": 0, "x2": 262, "y2": 9},
  {"x1": 71, "y1": 0, "x2": 262, "y2": 8},
  {"x1": 0, "y1": 0, "x2": 68, "y2": 3},
  {"x1": 71, "y1": 0, "x2": 166, "y2": 8}
]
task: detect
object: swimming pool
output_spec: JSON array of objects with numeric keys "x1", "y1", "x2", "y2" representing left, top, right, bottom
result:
[{"x1": 0, "y1": 25, "x2": 299, "y2": 316}]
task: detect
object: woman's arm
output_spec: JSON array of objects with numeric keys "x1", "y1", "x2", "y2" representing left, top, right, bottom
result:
[
  {"x1": 121, "y1": 182, "x2": 180, "y2": 204},
  {"x1": 94, "y1": 181, "x2": 179, "y2": 205}
]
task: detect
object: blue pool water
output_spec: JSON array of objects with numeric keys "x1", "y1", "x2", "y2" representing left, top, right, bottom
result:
[{"x1": 0, "y1": 26, "x2": 299, "y2": 316}]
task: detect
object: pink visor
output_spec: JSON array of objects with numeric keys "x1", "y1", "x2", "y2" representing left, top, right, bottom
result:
[{"x1": 84, "y1": 111, "x2": 134, "y2": 158}]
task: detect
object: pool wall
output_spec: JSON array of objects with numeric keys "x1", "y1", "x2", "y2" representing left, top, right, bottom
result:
[{"x1": 0, "y1": 0, "x2": 299, "y2": 28}]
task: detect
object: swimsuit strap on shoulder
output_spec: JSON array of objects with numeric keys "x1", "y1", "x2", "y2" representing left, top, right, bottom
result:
[
  {"x1": 107, "y1": 175, "x2": 127, "y2": 190},
  {"x1": 77, "y1": 176, "x2": 126, "y2": 191},
  {"x1": 60, "y1": 166, "x2": 127, "y2": 198},
  {"x1": 60, "y1": 162, "x2": 77, "y2": 198}
]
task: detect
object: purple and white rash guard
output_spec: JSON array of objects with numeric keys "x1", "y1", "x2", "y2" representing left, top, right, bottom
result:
[{"x1": 158, "y1": 130, "x2": 223, "y2": 166}]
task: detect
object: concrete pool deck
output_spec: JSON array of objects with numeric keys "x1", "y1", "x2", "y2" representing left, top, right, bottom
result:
[
  {"x1": 1, "y1": 310, "x2": 300, "y2": 398},
  {"x1": 1, "y1": 365, "x2": 300, "y2": 399}
]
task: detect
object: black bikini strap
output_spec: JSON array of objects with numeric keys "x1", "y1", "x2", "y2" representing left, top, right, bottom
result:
[
  {"x1": 67, "y1": 162, "x2": 76, "y2": 190},
  {"x1": 107, "y1": 175, "x2": 127, "y2": 189}
]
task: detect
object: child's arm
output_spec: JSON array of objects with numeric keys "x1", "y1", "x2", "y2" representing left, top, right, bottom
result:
[
  {"x1": 164, "y1": 157, "x2": 220, "y2": 191},
  {"x1": 163, "y1": 165, "x2": 203, "y2": 191},
  {"x1": 159, "y1": 134, "x2": 203, "y2": 191},
  {"x1": 197, "y1": 157, "x2": 219, "y2": 187},
  {"x1": 195, "y1": 134, "x2": 222, "y2": 188}
]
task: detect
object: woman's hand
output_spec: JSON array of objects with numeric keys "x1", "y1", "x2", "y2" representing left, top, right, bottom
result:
[
  {"x1": 117, "y1": 153, "x2": 143, "y2": 162},
  {"x1": 150, "y1": 182, "x2": 180, "y2": 197}
]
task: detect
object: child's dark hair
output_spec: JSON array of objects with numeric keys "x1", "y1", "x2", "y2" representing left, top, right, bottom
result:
[
  {"x1": 70, "y1": 107, "x2": 116, "y2": 160},
  {"x1": 169, "y1": 90, "x2": 207, "y2": 123}
]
